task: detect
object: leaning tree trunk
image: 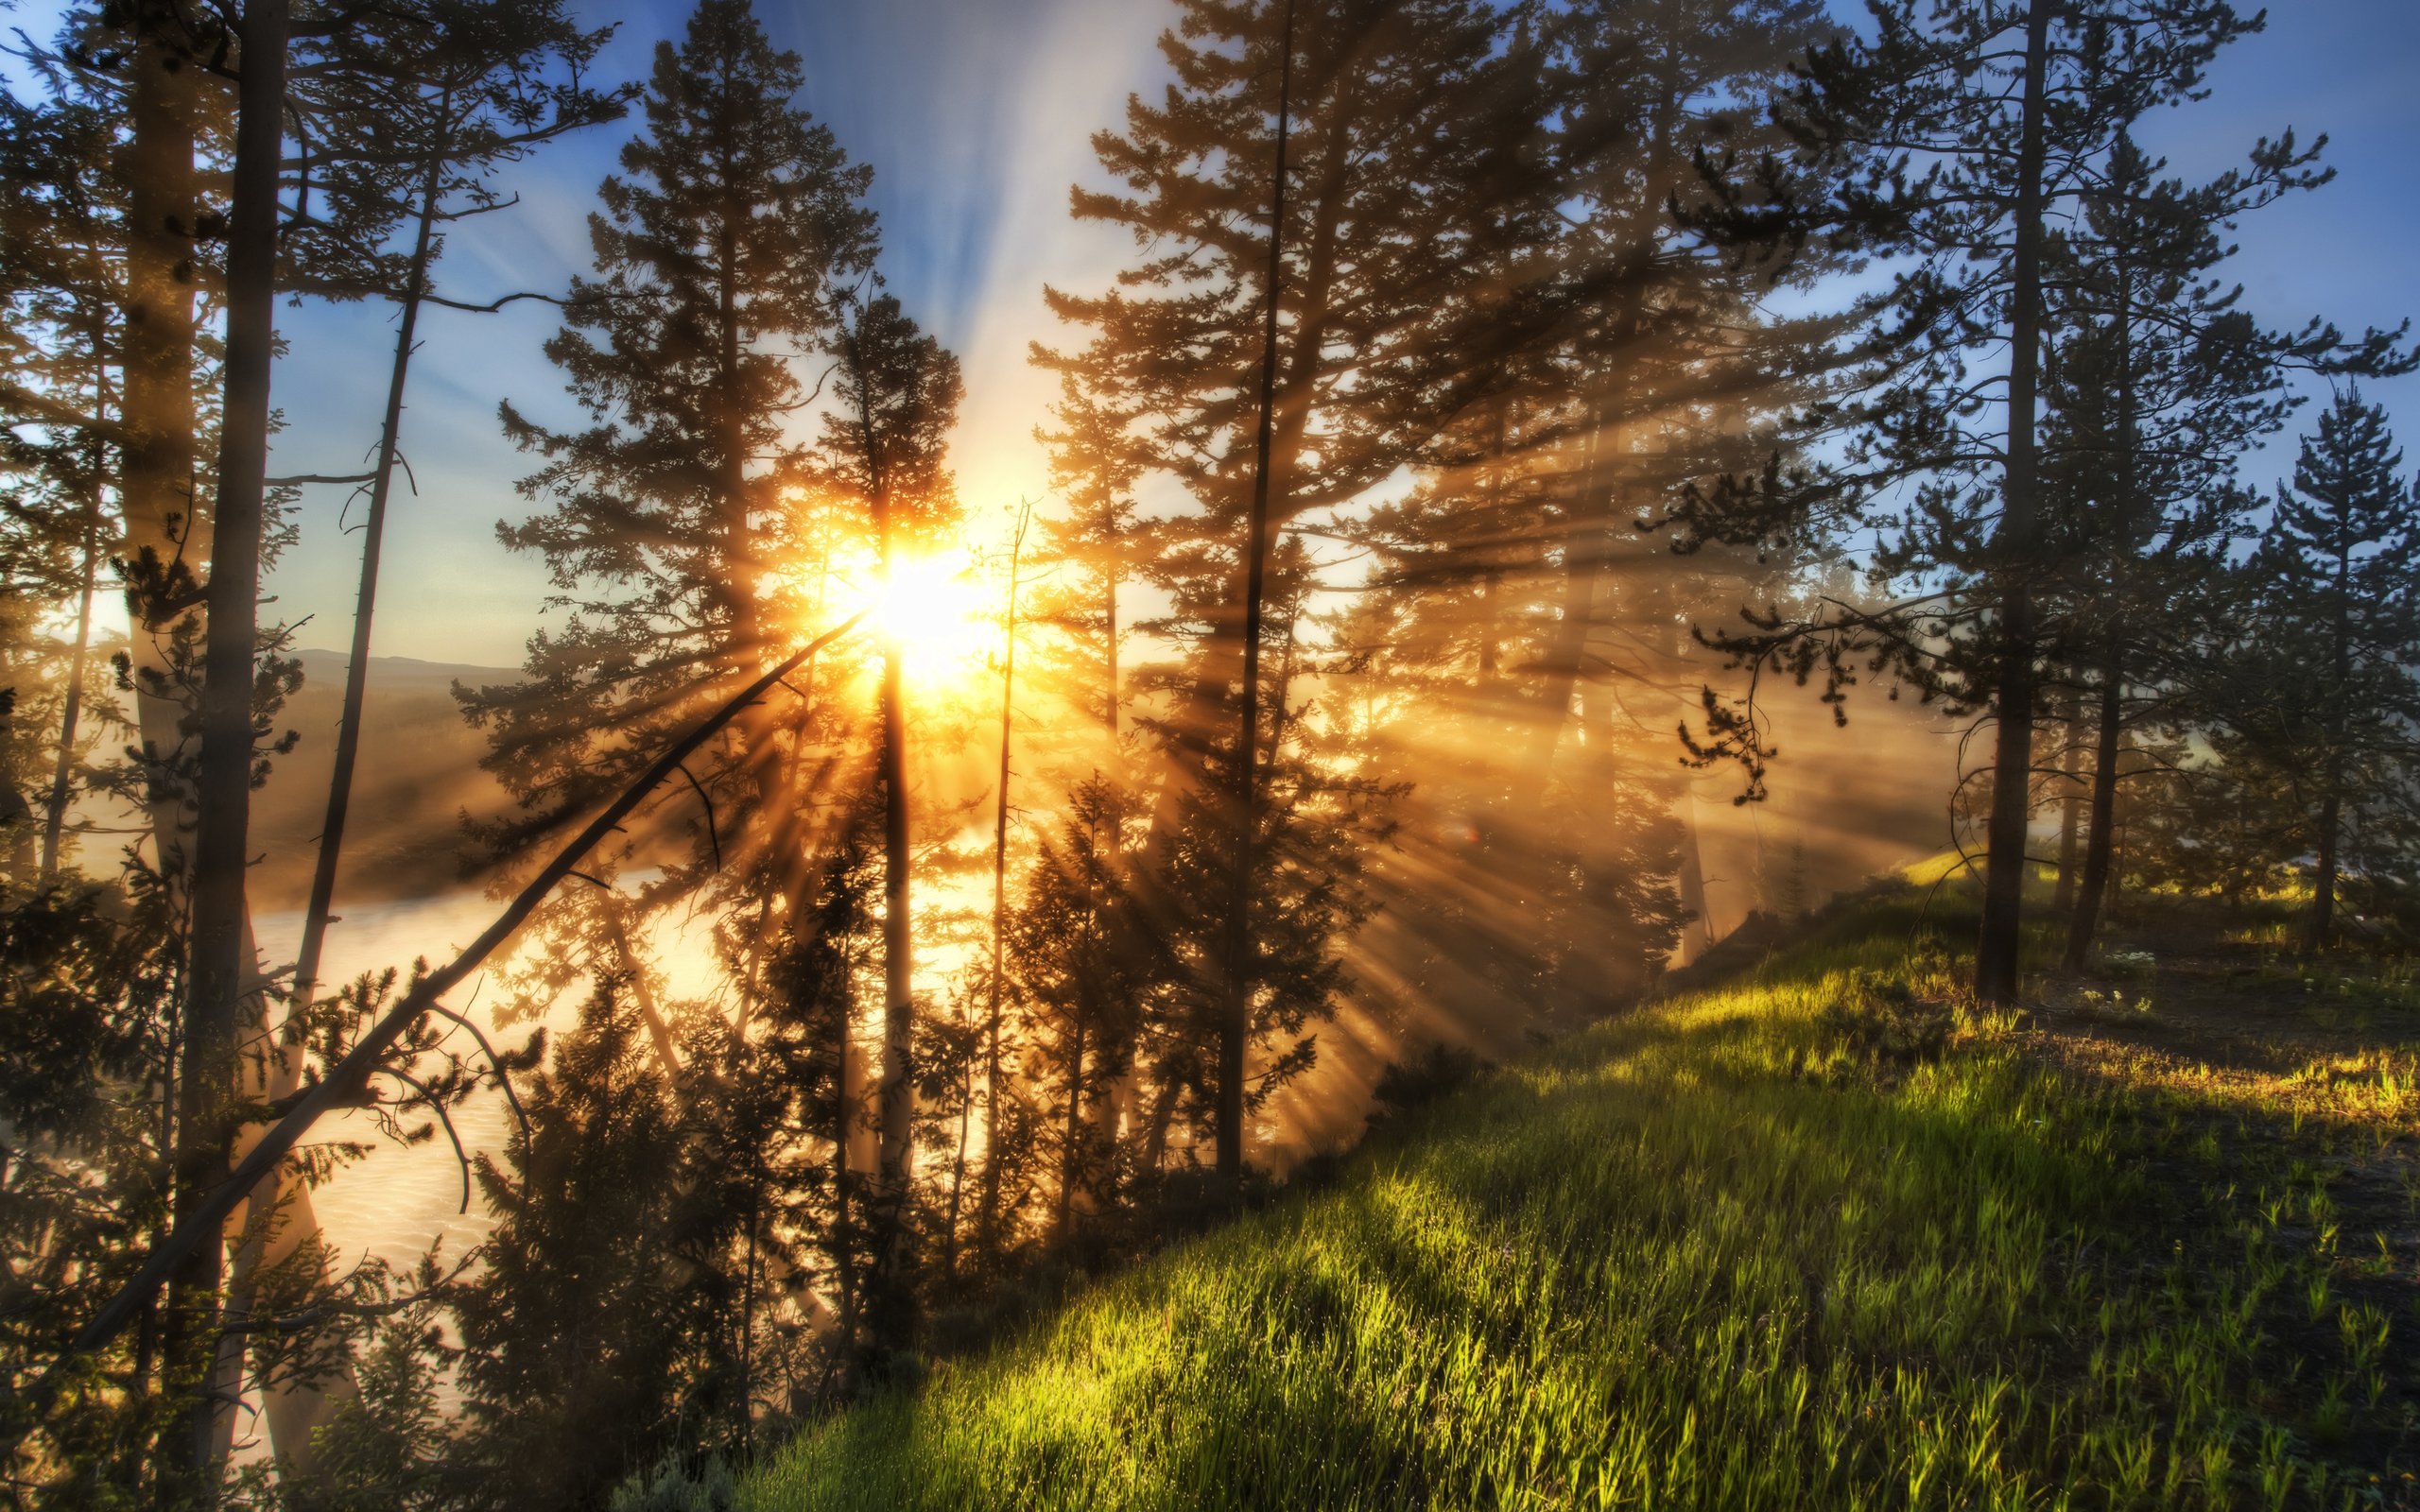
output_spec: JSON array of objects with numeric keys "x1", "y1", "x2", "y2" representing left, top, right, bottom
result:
[
  {"x1": 1974, "y1": 0, "x2": 2056, "y2": 1005},
  {"x1": 163, "y1": 0, "x2": 291, "y2": 1500}
]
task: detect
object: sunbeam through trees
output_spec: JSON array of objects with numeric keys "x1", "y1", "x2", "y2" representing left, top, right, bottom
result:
[{"x1": 3, "y1": 0, "x2": 2419, "y2": 1507}]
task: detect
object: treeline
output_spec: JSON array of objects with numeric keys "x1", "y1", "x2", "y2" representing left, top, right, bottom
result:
[{"x1": 0, "y1": 0, "x2": 2415, "y2": 1508}]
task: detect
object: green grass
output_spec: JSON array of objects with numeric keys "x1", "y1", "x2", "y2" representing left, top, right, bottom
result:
[{"x1": 745, "y1": 893, "x2": 2417, "y2": 1511}]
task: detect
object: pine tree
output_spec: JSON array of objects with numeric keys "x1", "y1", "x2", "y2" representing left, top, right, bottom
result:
[
  {"x1": 1005, "y1": 777, "x2": 1159, "y2": 1247},
  {"x1": 1333, "y1": 0, "x2": 1826, "y2": 1021},
  {"x1": 462, "y1": 0, "x2": 876, "y2": 901},
  {"x1": 1679, "y1": 0, "x2": 2298, "y2": 1001},
  {"x1": 2029, "y1": 124, "x2": 2381, "y2": 969},
  {"x1": 2210, "y1": 392, "x2": 2420, "y2": 947},
  {"x1": 808, "y1": 287, "x2": 964, "y2": 1358},
  {"x1": 452, "y1": 981, "x2": 746, "y2": 1512},
  {"x1": 1043, "y1": 0, "x2": 1562, "y2": 1182}
]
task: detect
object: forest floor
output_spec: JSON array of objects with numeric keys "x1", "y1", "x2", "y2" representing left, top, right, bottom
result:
[{"x1": 743, "y1": 883, "x2": 2420, "y2": 1511}]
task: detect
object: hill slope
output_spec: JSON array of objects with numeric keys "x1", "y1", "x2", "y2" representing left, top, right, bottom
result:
[{"x1": 745, "y1": 889, "x2": 2420, "y2": 1511}]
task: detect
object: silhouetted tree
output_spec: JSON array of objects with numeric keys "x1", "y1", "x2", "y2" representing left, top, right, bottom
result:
[{"x1": 2204, "y1": 392, "x2": 2420, "y2": 948}]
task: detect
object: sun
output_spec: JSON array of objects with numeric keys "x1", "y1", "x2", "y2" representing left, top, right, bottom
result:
[{"x1": 872, "y1": 551, "x2": 997, "y2": 688}]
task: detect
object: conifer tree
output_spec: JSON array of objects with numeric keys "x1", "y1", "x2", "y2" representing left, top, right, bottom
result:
[
  {"x1": 2207, "y1": 391, "x2": 2420, "y2": 948},
  {"x1": 1336, "y1": 0, "x2": 1826, "y2": 1019},
  {"x1": 2028, "y1": 125, "x2": 2387, "y2": 969},
  {"x1": 452, "y1": 981, "x2": 746, "y2": 1512},
  {"x1": 809, "y1": 287, "x2": 963, "y2": 1355},
  {"x1": 1679, "y1": 0, "x2": 2299, "y2": 1001},
  {"x1": 1005, "y1": 777, "x2": 1158, "y2": 1246},
  {"x1": 463, "y1": 0, "x2": 875, "y2": 902},
  {"x1": 1045, "y1": 0, "x2": 1561, "y2": 1181}
]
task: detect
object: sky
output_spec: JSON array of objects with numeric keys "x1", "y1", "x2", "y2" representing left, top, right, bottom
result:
[
  {"x1": 18, "y1": 0, "x2": 2420, "y2": 668},
  {"x1": 252, "y1": 0, "x2": 1170, "y2": 667}
]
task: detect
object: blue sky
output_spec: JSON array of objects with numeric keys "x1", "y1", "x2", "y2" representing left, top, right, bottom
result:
[
  {"x1": 15, "y1": 0, "x2": 2418, "y2": 666},
  {"x1": 257, "y1": 0, "x2": 1169, "y2": 666}
]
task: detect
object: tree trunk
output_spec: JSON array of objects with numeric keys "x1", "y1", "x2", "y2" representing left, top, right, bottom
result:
[
  {"x1": 2062, "y1": 659, "x2": 2123, "y2": 971},
  {"x1": 979, "y1": 506, "x2": 1028, "y2": 1266},
  {"x1": 40, "y1": 443, "x2": 104, "y2": 878},
  {"x1": 942, "y1": 1070, "x2": 970, "y2": 1282},
  {"x1": 119, "y1": 12, "x2": 344, "y2": 1480},
  {"x1": 223, "y1": 90, "x2": 456, "y2": 1512},
  {"x1": 2052, "y1": 695, "x2": 2083, "y2": 914},
  {"x1": 224, "y1": 157, "x2": 446, "y2": 1433},
  {"x1": 1974, "y1": 0, "x2": 2056, "y2": 1005},
  {"x1": 2309, "y1": 791, "x2": 2341, "y2": 951},
  {"x1": 1528, "y1": 424, "x2": 1604, "y2": 776},
  {"x1": 2312, "y1": 525, "x2": 2355, "y2": 952},
  {"x1": 282, "y1": 140, "x2": 443, "y2": 1081},
  {"x1": 868, "y1": 469, "x2": 916, "y2": 1349},
  {"x1": 164, "y1": 0, "x2": 289, "y2": 1499},
  {"x1": 1056, "y1": 1017, "x2": 1084, "y2": 1247},
  {"x1": 1218, "y1": 0, "x2": 1295, "y2": 1187}
]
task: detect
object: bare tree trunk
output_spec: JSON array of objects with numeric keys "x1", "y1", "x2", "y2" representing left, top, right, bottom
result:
[
  {"x1": 2310, "y1": 790, "x2": 2342, "y2": 951},
  {"x1": 2311, "y1": 530, "x2": 2355, "y2": 953},
  {"x1": 942, "y1": 1065, "x2": 970, "y2": 1281},
  {"x1": 2053, "y1": 695, "x2": 2083, "y2": 914},
  {"x1": 979, "y1": 503, "x2": 1029, "y2": 1266},
  {"x1": 2062, "y1": 658, "x2": 2122, "y2": 971},
  {"x1": 1056, "y1": 1018, "x2": 1084, "y2": 1246},
  {"x1": 282, "y1": 140, "x2": 443, "y2": 1085},
  {"x1": 868, "y1": 463, "x2": 916, "y2": 1349},
  {"x1": 164, "y1": 2, "x2": 289, "y2": 1499},
  {"x1": 1974, "y1": 0, "x2": 2055, "y2": 1005},
  {"x1": 41, "y1": 442, "x2": 104, "y2": 878},
  {"x1": 216, "y1": 145, "x2": 450, "y2": 1474},
  {"x1": 1528, "y1": 424, "x2": 1603, "y2": 775},
  {"x1": 1218, "y1": 0, "x2": 1295, "y2": 1187}
]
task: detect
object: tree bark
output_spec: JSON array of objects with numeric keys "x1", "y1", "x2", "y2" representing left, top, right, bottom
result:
[
  {"x1": 1974, "y1": 0, "x2": 2056, "y2": 1005},
  {"x1": 979, "y1": 505, "x2": 1028, "y2": 1265},
  {"x1": 2052, "y1": 695, "x2": 2083, "y2": 914},
  {"x1": 164, "y1": 0, "x2": 289, "y2": 1498},
  {"x1": 2310, "y1": 791, "x2": 2341, "y2": 951},
  {"x1": 40, "y1": 442, "x2": 104, "y2": 879},
  {"x1": 867, "y1": 428, "x2": 915, "y2": 1349},
  {"x1": 1217, "y1": 0, "x2": 1295, "y2": 1186},
  {"x1": 2062, "y1": 658, "x2": 2122, "y2": 971},
  {"x1": 1056, "y1": 1018, "x2": 1084, "y2": 1246}
]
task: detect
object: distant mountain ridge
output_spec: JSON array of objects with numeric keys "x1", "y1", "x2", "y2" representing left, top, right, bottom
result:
[{"x1": 249, "y1": 650, "x2": 522, "y2": 909}]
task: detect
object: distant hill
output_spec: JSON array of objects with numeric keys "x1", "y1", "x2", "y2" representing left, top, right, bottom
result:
[{"x1": 248, "y1": 650, "x2": 521, "y2": 910}]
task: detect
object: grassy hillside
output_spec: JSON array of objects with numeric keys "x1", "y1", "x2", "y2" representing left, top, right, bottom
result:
[{"x1": 746, "y1": 888, "x2": 2420, "y2": 1511}]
